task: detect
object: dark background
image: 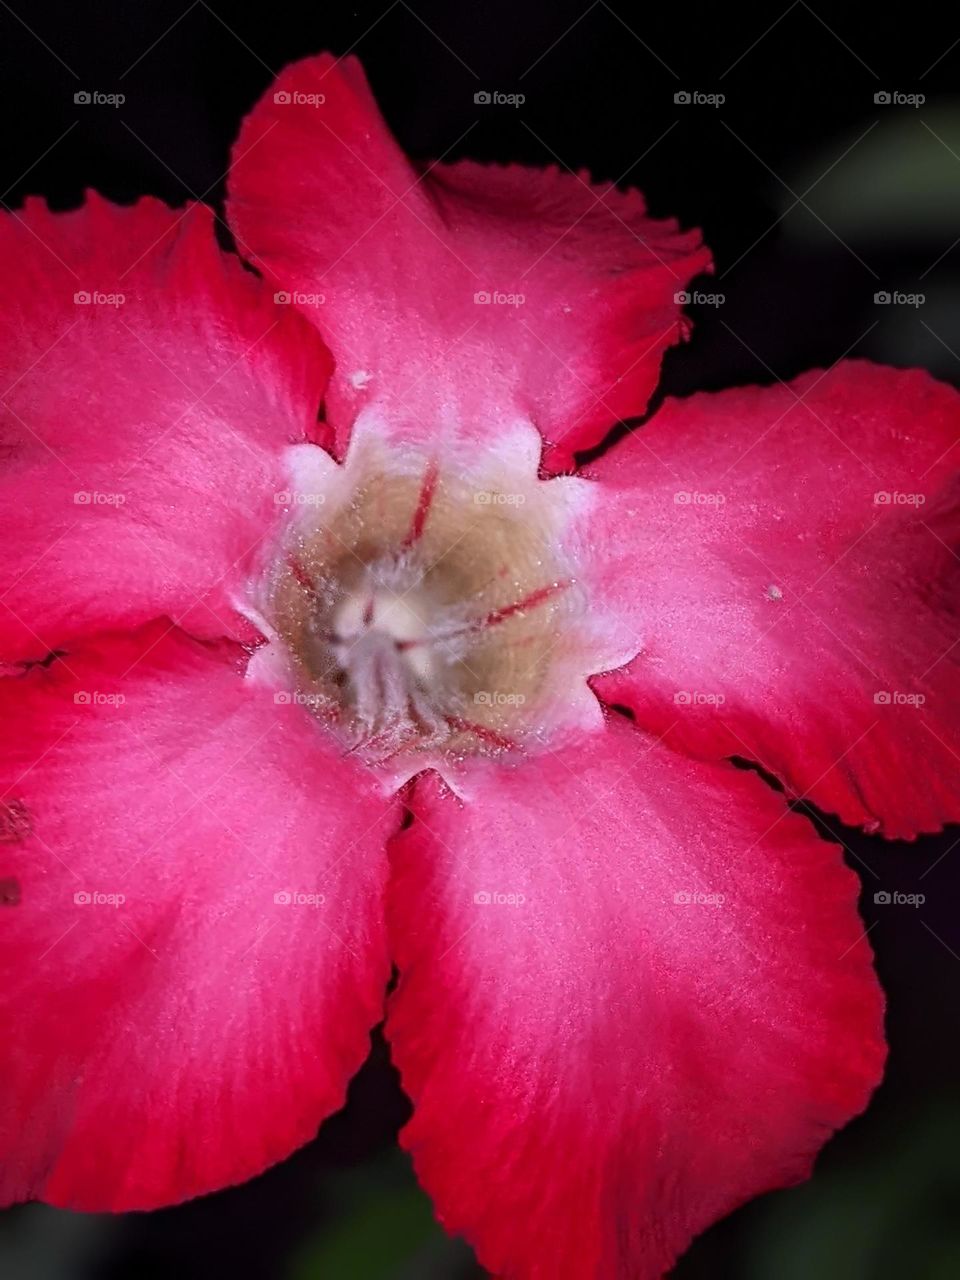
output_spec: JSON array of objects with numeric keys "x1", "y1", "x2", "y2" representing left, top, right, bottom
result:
[{"x1": 1, "y1": 1, "x2": 959, "y2": 1276}]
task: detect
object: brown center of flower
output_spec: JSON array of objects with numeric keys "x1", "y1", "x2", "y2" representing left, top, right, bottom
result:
[{"x1": 257, "y1": 437, "x2": 591, "y2": 768}]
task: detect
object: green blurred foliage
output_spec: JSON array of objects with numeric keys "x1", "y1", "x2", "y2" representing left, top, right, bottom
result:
[
  {"x1": 783, "y1": 104, "x2": 960, "y2": 242},
  {"x1": 778, "y1": 100, "x2": 960, "y2": 380},
  {"x1": 744, "y1": 1101, "x2": 960, "y2": 1280},
  {"x1": 290, "y1": 1152, "x2": 479, "y2": 1280}
]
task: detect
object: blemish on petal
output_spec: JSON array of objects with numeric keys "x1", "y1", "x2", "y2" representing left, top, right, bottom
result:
[
  {"x1": 350, "y1": 370, "x2": 372, "y2": 389},
  {"x1": 0, "y1": 877, "x2": 21, "y2": 906},
  {"x1": 766, "y1": 584, "x2": 783, "y2": 602},
  {"x1": 0, "y1": 799, "x2": 31, "y2": 843}
]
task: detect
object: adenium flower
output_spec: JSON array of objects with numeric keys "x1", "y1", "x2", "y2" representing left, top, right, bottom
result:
[{"x1": 2, "y1": 50, "x2": 957, "y2": 1279}]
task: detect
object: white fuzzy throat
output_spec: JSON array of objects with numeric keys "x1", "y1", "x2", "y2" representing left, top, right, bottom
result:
[{"x1": 330, "y1": 585, "x2": 450, "y2": 754}]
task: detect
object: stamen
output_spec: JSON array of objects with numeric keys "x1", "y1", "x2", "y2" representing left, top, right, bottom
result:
[
  {"x1": 401, "y1": 460, "x2": 440, "y2": 549},
  {"x1": 403, "y1": 582, "x2": 569, "y2": 648},
  {"x1": 472, "y1": 582, "x2": 567, "y2": 631}
]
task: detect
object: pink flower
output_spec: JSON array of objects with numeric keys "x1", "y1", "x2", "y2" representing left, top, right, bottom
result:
[{"x1": 2, "y1": 49, "x2": 957, "y2": 1278}]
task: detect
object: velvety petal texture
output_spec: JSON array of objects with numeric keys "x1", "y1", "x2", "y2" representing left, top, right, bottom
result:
[
  {"x1": 586, "y1": 362, "x2": 960, "y2": 838},
  {"x1": 0, "y1": 194, "x2": 331, "y2": 663},
  {"x1": 386, "y1": 716, "x2": 884, "y2": 1280},
  {"x1": 0, "y1": 53, "x2": 907, "y2": 1277},
  {"x1": 0, "y1": 624, "x2": 397, "y2": 1209},
  {"x1": 227, "y1": 54, "x2": 711, "y2": 469}
]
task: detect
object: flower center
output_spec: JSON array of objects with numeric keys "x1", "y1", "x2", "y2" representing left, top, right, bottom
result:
[{"x1": 247, "y1": 429, "x2": 616, "y2": 776}]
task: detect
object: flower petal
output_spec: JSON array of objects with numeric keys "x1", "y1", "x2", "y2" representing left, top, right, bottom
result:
[
  {"x1": 0, "y1": 623, "x2": 396, "y2": 1209},
  {"x1": 584, "y1": 361, "x2": 960, "y2": 839},
  {"x1": 0, "y1": 194, "x2": 331, "y2": 662},
  {"x1": 227, "y1": 54, "x2": 710, "y2": 470},
  {"x1": 386, "y1": 717, "x2": 885, "y2": 1280}
]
